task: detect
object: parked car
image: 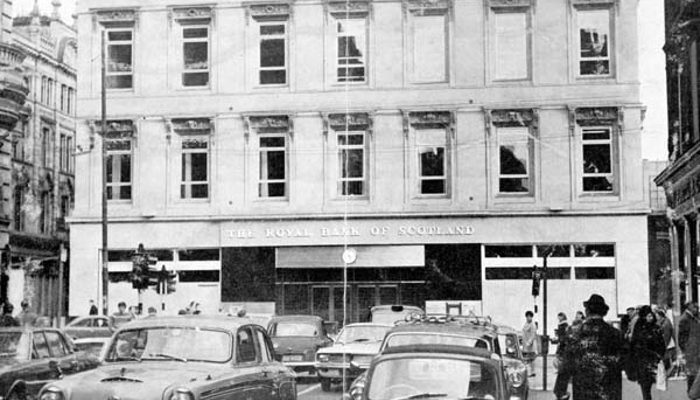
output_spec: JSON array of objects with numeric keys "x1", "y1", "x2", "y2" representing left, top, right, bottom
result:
[
  {"x1": 348, "y1": 314, "x2": 528, "y2": 400},
  {"x1": 315, "y1": 323, "x2": 391, "y2": 392},
  {"x1": 0, "y1": 327, "x2": 101, "y2": 400},
  {"x1": 368, "y1": 305, "x2": 424, "y2": 325},
  {"x1": 347, "y1": 344, "x2": 508, "y2": 400},
  {"x1": 38, "y1": 315, "x2": 297, "y2": 400},
  {"x1": 267, "y1": 315, "x2": 334, "y2": 374},
  {"x1": 63, "y1": 316, "x2": 114, "y2": 340},
  {"x1": 72, "y1": 337, "x2": 110, "y2": 360}
]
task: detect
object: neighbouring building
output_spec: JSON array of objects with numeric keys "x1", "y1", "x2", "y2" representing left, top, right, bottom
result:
[
  {"x1": 71, "y1": 0, "x2": 649, "y2": 329},
  {"x1": 655, "y1": 0, "x2": 700, "y2": 312},
  {"x1": 3, "y1": 1, "x2": 77, "y2": 320}
]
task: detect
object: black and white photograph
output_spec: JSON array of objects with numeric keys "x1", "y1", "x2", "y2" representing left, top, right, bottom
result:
[{"x1": 0, "y1": 0, "x2": 693, "y2": 399}]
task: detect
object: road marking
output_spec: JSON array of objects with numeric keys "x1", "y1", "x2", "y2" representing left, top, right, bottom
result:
[{"x1": 298, "y1": 384, "x2": 320, "y2": 396}]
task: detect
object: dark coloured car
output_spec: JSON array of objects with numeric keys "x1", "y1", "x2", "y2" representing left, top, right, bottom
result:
[
  {"x1": 0, "y1": 327, "x2": 101, "y2": 399},
  {"x1": 38, "y1": 316, "x2": 297, "y2": 400},
  {"x1": 267, "y1": 315, "x2": 333, "y2": 374},
  {"x1": 350, "y1": 344, "x2": 507, "y2": 400},
  {"x1": 63, "y1": 316, "x2": 114, "y2": 340}
]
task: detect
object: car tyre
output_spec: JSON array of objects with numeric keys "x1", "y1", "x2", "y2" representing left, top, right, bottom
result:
[{"x1": 320, "y1": 378, "x2": 331, "y2": 392}]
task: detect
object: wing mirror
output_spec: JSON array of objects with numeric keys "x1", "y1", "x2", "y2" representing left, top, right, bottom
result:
[{"x1": 49, "y1": 360, "x2": 64, "y2": 379}]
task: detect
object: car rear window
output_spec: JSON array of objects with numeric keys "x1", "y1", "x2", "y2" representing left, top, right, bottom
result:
[
  {"x1": 271, "y1": 321, "x2": 318, "y2": 337},
  {"x1": 383, "y1": 333, "x2": 490, "y2": 351}
]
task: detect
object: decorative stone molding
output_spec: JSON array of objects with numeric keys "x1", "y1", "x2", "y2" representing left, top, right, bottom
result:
[
  {"x1": 569, "y1": 106, "x2": 623, "y2": 134},
  {"x1": 402, "y1": 111, "x2": 454, "y2": 138},
  {"x1": 487, "y1": 0, "x2": 533, "y2": 9},
  {"x1": 170, "y1": 118, "x2": 214, "y2": 135},
  {"x1": 243, "y1": 115, "x2": 293, "y2": 141},
  {"x1": 168, "y1": 6, "x2": 214, "y2": 26},
  {"x1": 325, "y1": 0, "x2": 371, "y2": 16},
  {"x1": 404, "y1": 0, "x2": 451, "y2": 15},
  {"x1": 90, "y1": 119, "x2": 136, "y2": 138},
  {"x1": 322, "y1": 112, "x2": 373, "y2": 136},
  {"x1": 93, "y1": 9, "x2": 137, "y2": 29},
  {"x1": 484, "y1": 108, "x2": 538, "y2": 134},
  {"x1": 247, "y1": 3, "x2": 291, "y2": 21},
  {"x1": 570, "y1": 0, "x2": 616, "y2": 6}
]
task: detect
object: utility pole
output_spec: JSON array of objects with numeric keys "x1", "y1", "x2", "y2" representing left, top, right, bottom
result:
[
  {"x1": 541, "y1": 247, "x2": 553, "y2": 391},
  {"x1": 100, "y1": 30, "x2": 109, "y2": 316}
]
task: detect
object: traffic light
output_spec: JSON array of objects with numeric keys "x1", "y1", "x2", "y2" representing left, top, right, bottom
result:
[
  {"x1": 166, "y1": 268, "x2": 178, "y2": 294},
  {"x1": 531, "y1": 265, "x2": 541, "y2": 297},
  {"x1": 130, "y1": 244, "x2": 159, "y2": 291}
]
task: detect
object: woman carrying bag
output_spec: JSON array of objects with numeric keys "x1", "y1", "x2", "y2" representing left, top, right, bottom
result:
[{"x1": 630, "y1": 306, "x2": 666, "y2": 400}]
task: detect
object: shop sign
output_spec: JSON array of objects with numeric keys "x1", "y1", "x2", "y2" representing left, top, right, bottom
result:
[{"x1": 224, "y1": 224, "x2": 475, "y2": 241}]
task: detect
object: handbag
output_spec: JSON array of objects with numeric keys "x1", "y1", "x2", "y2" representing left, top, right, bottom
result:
[{"x1": 656, "y1": 360, "x2": 667, "y2": 391}]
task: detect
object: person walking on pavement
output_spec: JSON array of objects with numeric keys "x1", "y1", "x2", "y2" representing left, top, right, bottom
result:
[
  {"x1": 620, "y1": 306, "x2": 635, "y2": 339},
  {"x1": 522, "y1": 310, "x2": 537, "y2": 377},
  {"x1": 110, "y1": 301, "x2": 134, "y2": 329},
  {"x1": 88, "y1": 299, "x2": 98, "y2": 315},
  {"x1": 679, "y1": 302, "x2": 700, "y2": 394},
  {"x1": 16, "y1": 299, "x2": 37, "y2": 327},
  {"x1": 572, "y1": 310, "x2": 585, "y2": 327},
  {"x1": 0, "y1": 303, "x2": 18, "y2": 327},
  {"x1": 656, "y1": 309, "x2": 676, "y2": 371},
  {"x1": 553, "y1": 312, "x2": 572, "y2": 400},
  {"x1": 561, "y1": 294, "x2": 624, "y2": 400},
  {"x1": 629, "y1": 306, "x2": 666, "y2": 400}
]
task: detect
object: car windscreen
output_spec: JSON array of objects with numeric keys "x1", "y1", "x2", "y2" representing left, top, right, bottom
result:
[
  {"x1": 271, "y1": 321, "x2": 318, "y2": 337},
  {"x1": 383, "y1": 333, "x2": 490, "y2": 351},
  {"x1": 337, "y1": 325, "x2": 389, "y2": 344},
  {"x1": 106, "y1": 327, "x2": 232, "y2": 363},
  {"x1": 0, "y1": 332, "x2": 28, "y2": 359},
  {"x1": 367, "y1": 357, "x2": 498, "y2": 400}
]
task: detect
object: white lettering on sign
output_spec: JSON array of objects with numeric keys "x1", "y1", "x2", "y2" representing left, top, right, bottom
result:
[
  {"x1": 398, "y1": 225, "x2": 474, "y2": 236},
  {"x1": 265, "y1": 228, "x2": 312, "y2": 238},
  {"x1": 228, "y1": 229, "x2": 254, "y2": 239},
  {"x1": 370, "y1": 226, "x2": 390, "y2": 236},
  {"x1": 320, "y1": 227, "x2": 361, "y2": 237}
]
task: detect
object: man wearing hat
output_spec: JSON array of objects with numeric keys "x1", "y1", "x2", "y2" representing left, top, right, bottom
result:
[{"x1": 561, "y1": 294, "x2": 624, "y2": 400}]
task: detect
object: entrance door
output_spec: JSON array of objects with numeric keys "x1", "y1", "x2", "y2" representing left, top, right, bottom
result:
[
  {"x1": 357, "y1": 286, "x2": 376, "y2": 322},
  {"x1": 379, "y1": 286, "x2": 398, "y2": 305},
  {"x1": 311, "y1": 286, "x2": 330, "y2": 321}
]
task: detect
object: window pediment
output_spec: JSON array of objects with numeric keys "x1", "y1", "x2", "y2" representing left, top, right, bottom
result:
[
  {"x1": 487, "y1": 0, "x2": 533, "y2": 9},
  {"x1": 402, "y1": 111, "x2": 454, "y2": 138},
  {"x1": 94, "y1": 9, "x2": 137, "y2": 28},
  {"x1": 169, "y1": 118, "x2": 214, "y2": 135},
  {"x1": 486, "y1": 109, "x2": 538, "y2": 129},
  {"x1": 243, "y1": 115, "x2": 293, "y2": 140},
  {"x1": 325, "y1": 1, "x2": 370, "y2": 16},
  {"x1": 569, "y1": 106, "x2": 622, "y2": 132},
  {"x1": 169, "y1": 6, "x2": 213, "y2": 25},
  {"x1": 323, "y1": 112, "x2": 372, "y2": 135},
  {"x1": 247, "y1": 3, "x2": 291, "y2": 21},
  {"x1": 404, "y1": 0, "x2": 451, "y2": 16},
  {"x1": 91, "y1": 119, "x2": 136, "y2": 139}
]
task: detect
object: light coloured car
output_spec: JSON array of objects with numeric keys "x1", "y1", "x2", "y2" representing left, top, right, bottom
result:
[
  {"x1": 72, "y1": 337, "x2": 110, "y2": 360},
  {"x1": 63, "y1": 316, "x2": 114, "y2": 340},
  {"x1": 38, "y1": 316, "x2": 297, "y2": 400},
  {"x1": 315, "y1": 323, "x2": 391, "y2": 392}
]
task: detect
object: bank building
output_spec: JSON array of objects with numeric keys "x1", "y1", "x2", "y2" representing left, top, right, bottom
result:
[{"x1": 70, "y1": 0, "x2": 649, "y2": 328}]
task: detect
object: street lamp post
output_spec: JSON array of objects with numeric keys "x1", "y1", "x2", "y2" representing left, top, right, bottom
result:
[{"x1": 100, "y1": 30, "x2": 109, "y2": 316}]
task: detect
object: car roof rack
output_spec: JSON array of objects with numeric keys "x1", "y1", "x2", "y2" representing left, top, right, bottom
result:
[{"x1": 397, "y1": 313, "x2": 494, "y2": 327}]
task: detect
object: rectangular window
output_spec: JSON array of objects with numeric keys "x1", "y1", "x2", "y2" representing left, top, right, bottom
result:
[
  {"x1": 498, "y1": 127, "x2": 531, "y2": 193},
  {"x1": 41, "y1": 128, "x2": 50, "y2": 167},
  {"x1": 536, "y1": 244, "x2": 570, "y2": 258},
  {"x1": 40, "y1": 192, "x2": 51, "y2": 234},
  {"x1": 106, "y1": 29, "x2": 134, "y2": 89},
  {"x1": 573, "y1": 244, "x2": 615, "y2": 257},
  {"x1": 47, "y1": 79, "x2": 54, "y2": 106},
  {"x1": 336, "y1": 18, "x2": 367, "y2": 83},
  {"x1": 410, "y1": 14, "x2": 446, "y2": 83},
  {"x1": 485, "y1": 267, "x2": 571, "y2": 280},
  {"x1": 484, "y1": 245, "x2": 533, "y2": 258},
  {"x1": 417, "y1": 129, "x2": 447, "y2": 195},
  {"x1": 40, "y1": 76, "x2": 47, "y2": 103},
  {"x1": 59, "y1": 134, "x2": 66, "y2": 171},
  {"x1": 258, "y1": 22, "x2": 287, "y2": 85},
  {"x1": 182, "y1": 26, "x2": 210, "y2": 87},
  {"x1": 492, "y1": 11, "x2": 528, "y2": 80},
  {"x1": 258, "y1": 135, "x2": 286, "y2": 197},
  {"x1": 177, "y1": 270, "x2": 220, "y2": 283},
  {"x1": 106, "y1": 138, "x2": 132, "y2": 200},
  {"x1": 13, "y1": 187, "x2": 24, "y2": 231},
  {"x1": 67, "y1": 88, "x2": 74, "y2": 115},
  {"x1": 180, "y1": 137, "x2": 209, "y2": 199},
  {"x1": 60, "y1": 85, "x2": 66, "y2": 112},
  {"x1": 577, "y1": 8, "x2": 611, "y2": 76},
  {"x1": 574, "y1": 267, "x2": 615, "y2": 280},
  {"x1": 337, "y1": 131, "x2": 367, "y2": 196},
  {"x1": 582, "y1": 127, "x2": 614, "y2": 192},
  {"x1": 178, "y1": 248, "x2": 220, "y2": 261},
  {"x1": 67, "y1": 135, "x2": 74, "y2": 173}
]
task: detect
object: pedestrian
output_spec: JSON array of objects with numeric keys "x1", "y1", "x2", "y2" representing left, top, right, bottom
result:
[
  {"x1": 561, "y1": 294, "x2": 624, "y2": 400},
  {"x1": 522, "y1": 310, "x2": 538, "y2": 377},
  {"x1": 553, "y1": 312, "x2": 572, "y2": 400},
  {"x1": 0, "y1": 303, "x2": 18, "y2": 327},
  {"x1": 88, "y1": 299, "x2": 98, "y2": 315},
  {"x1": 629, "y1": 306, "x2": 665, "y2": 400},
  {"x1": 656, "y1": 309, "x2": 675, "y2": 371},
  {"x1": 16, "y1": 299, "x2": 37, "y2": 327},
  {"x1": 572, "y1": 310, "x2": 585, "y2": 327},
  {"x1": 146, "y1": 307, "x2": 157, "y2": 318},
  {"x1": 679, "y1": 302, "x2": 700, "y2": 394},
  {"x1": 620, "y1": 306, "x2": 635, "y2": 338},
  {"x1": 110, "y1": 301, "x2": 133, "y2": 329}
]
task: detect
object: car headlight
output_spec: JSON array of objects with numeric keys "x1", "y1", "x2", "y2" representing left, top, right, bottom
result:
[
  {"x1": 273, "y1": 342, "x2": 280, "y2": 349},
  {"x1": 351, "y1": 355, "x2": 373, "y2": 365},
  {"x1": 317, "y1": 354, "x2": 329, "y2": 363},
  {"x1": 506, "y1": 366, "x2": 526, "y2": 388},
  {"x1": 349, "y1": 377, "x2": 366, "y2": 400},
  {"x1": 170, "y1": 388, "x2": 195, "y2": 400},
  {"x1": 40, "y1": 387, "x2": 64, "y2": 400}
]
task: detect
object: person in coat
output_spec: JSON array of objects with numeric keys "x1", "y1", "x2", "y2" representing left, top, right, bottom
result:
[
  {"x1": 561, "y1": 294, "x2": 624, "y2": 400},
  {"x1": 656, "y1": 309, "x2": 675, "y2": 371},
  {"x1": 522, "y1": 310, "x2": 538, "y2": 377},
  {"x1": 630, "y1": 306, "x2": 666, "y2": 400},
  {"x1": 679, "y1": 302, "x2": 700, "y2": 393},
  {"x1": 553, "y1": 312, "x2": 571, "y2": 399}
]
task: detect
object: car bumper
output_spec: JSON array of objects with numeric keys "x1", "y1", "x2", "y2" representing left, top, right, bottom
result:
[{"x1": 315, "y1": 363, "x2": 368, "y2": 380}]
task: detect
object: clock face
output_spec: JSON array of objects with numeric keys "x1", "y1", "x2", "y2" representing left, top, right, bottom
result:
[{"x1": 342, "y1": 248, "x2": 357, "y2": 264}]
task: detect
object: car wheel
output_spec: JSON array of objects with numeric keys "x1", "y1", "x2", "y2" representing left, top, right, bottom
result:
[{"x1": 320, "y1": 378, "x2": 331, "y2": 392}]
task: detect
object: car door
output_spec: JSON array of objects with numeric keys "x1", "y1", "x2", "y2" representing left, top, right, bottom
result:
[
  {"x1": 45, "y1": 330, "x2": 79, "y2": 376},
  {"x1": 255, "y1": 327, "x2": 295, "y2": 400},
  {"x1": 23, "y1": 331, "x2": 58, "y2": 397}
]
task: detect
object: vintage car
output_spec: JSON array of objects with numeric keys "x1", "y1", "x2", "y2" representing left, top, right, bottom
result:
[
  {"x1": 347, "y1": 344, "x2": 509, "y2": 400},
  {"x1": 315, "y1": 323, "x2": 391, "y2": 392},
  {"x1": 0, "y1": 327, "x2": 101, "y2": 400},
  {"x1": 368, "y1": 305, "x2": 424, "y2": 325},
  {"x1": 72, "y1": 337, "x2": 110, "y2": 360},
  {"x1": 38, "y1": 315, "x2": 296, "y2": 400},
  {"x1": 347, "y1": 315, "x2": 528, "y2": 400},
  {"x1": 267, "y1": 315, "x2": 333, "y2": 374},
  {"x1": 63, "y1": 316, "x2": 114, "y2": 340}
]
